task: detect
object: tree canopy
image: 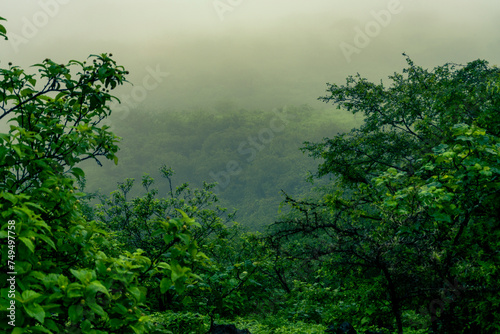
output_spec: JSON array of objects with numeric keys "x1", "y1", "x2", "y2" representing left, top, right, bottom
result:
[{"x1": 269, "y1": 55, "x2": 500, "y2": 333}]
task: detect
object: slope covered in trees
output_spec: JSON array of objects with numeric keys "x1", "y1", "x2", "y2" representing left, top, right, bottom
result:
[{"x1": 81, "y1": 104, "x2": 358, "y2": 231}]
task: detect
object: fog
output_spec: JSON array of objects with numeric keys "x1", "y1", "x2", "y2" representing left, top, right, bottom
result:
[{"x1": 2, "y1": 0, "x2": 499, "y2": 113}]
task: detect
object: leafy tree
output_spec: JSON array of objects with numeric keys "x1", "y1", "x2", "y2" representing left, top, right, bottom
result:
[
  {"x1": 0, "y1": 29, "x2": 202, "y2": 333},
  {"x1": 373, "y1": 124, "x2": 500, "y2": 332},
  {"x1": 90, "y1": 165, "x2": 277, "y2": 323},
  {"x1": 89, "y1": 166, "x2": 232, "y2": 311},
  {"x1": 306, "y1": 55, "x2": 500, "y2": 184},
  {"x1": 192, "y1": 231, "x2": 269, "y2": 319},
  {"x1": 268, "y1": 55, "x2": 500, "y2": 333}
]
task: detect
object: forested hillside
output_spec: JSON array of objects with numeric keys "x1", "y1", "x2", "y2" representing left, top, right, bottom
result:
[
  {"x1": 80, "y1": 104, "x2": 359, "y2": 230},
  {"x1": 1, "y1": 15, "x2": 500, "y2": 333}
]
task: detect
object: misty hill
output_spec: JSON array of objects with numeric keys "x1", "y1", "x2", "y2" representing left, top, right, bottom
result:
[{"x1": 80, "y1": 103, "x2": 359, "y2": 230}]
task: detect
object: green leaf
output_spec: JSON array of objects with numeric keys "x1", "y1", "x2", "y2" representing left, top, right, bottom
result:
[
  {"x1": 182, "y1": 296, "x2": 192, "y2": 305},
  {"x1": 126, "y1": 286, "x2": 142, "y2": 302},
  {"x1": 37, "y1": 234, "x2": 56, "y2": 250},
  {"x1": 174, "y1": 277, "x2": 187, "y2": 294},
  {"x1": 70, "y1": 167, "x2": 85, "y2": 179},
  {"x1": 44, "y1": 319, "x2": 59, "y2": 332},
  {"x1": 40, "y1": 273, "x2": 58, "y2": 288},
  {"x1": 112, "y1": 303, "x2": 129, "y2": 315},
  {"x1": 21, "y1": 290, "x2": 42, "y2": 304},
  {"x1": 68, "y1": 304, "x2": 84, "y2": 323},
  {"x1": 171, "y1": 263, "x2": 183, "y2": 282},
  {"x1": 156, "y1": 262, "x2": 171, "y2": 270},
  {"x1": 81, "y1": 319, "x2": 92, "y2": 332},
  {"x1": 1, "y1": 192, "x2": 17, "y2": 204},
  {"x1": 20, "y1": 88, "x2": 35, "y2": 97},
  {"x1": 86, "y1": 280, "x2": 110, "y2": 298},
  {"x1": 15, "y1": 261, "x2": 32, "y2": 274},
  {"x1": 55, "y1": 91, "x2": 68, "y2": 101},
  {"x1": 70, "y1": 268, "x2": 93, "y2": 284},
  {"x1": 19, "y1": 237, "x2": 35, "y2": 253},
  {"x1": 23, "y1": 302, "x2": 45, "y2": 324},
  {"x1": 58, "y1": 275, "x2": 69, "y2": 288},
  {"x1": 109, "y1": 318, "x2": 123, "y2": 328},
  {"x1": 66, "y1": 282, "x2": 85, "y2": 298},
  {"x1": 178, "y1": 233, "x2": 190, "y2": 245},
  {"x1": 160, "y1": 277, "x2": 172, "y2": 294},
  {"x1": 87, "y1": 298, "x2": 107, "y2": 316},
  {"x1": 12, "y1": 145, "x2": 24, "y2": 158},
  {"x1": 176, "y1": 209, "x2": 190, "y2": 219},
  {"x1": 130, "y1": 325, "x2": 142, "y2": 334},
  {"x1": 25, "y1": 201, "x2": 44, "y2": 211}
]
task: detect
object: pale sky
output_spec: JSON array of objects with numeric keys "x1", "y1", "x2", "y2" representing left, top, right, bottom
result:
[{"x1": 1, "y1": 0, "x2": 500, "y2": 112}]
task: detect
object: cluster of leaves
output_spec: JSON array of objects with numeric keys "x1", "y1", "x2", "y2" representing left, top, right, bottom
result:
[
  {"x1": 90, "y1": 165, "x2": 232, "y2": 256},
  {"x1": 229, "y1": 315, "x2": 328, "y2": 334},
  {"x1": 0, "y1": 17, "x2": 7, "y2": 40},
  {"x1": 86, "y1": 168, "x2": 229, "y2": 311},
  {"x1": 0, "y1": 48, "x2": 205, "y2": 333},
  {"x1": 192, "y1": 232, "x2": 269, "y2": 319},
  {"x1": 147, "y1": 311, "x2": 209, "y2": 334},
  {"x1": 89, "y1": 170, "x2": 279, "y2": 321}
]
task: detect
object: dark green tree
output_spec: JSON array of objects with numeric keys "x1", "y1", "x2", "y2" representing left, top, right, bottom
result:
[
  {"x1": 268, "y1": 55, "x2": 500, "y2": 333},
  {"x1": 0, "y1": 29, "x2": 203, "y2": 333}
]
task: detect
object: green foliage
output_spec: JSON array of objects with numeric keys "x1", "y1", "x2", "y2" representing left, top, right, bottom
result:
[
  {"x1": 90, "y1": 169, "x2": 236, "y2": 312},
  {"x1": 0, "y1": 16, "x2": 7, "y2": 40},
  {"x1": 148, "y1": 311, "x2": 209, "y2": 334},
  {"x1": 88, "y1": 166, "x2": 275, "y2": 320},
  {"x1": 92, "y1": 166, "x2": 231, "y2": 256},
  {"x1": 305, "y1": 55, "x2": 500, "y2": 184},
  {"x1": 231, "y1": 315, "x2": 327, "y2": 334},
  {"x1": 280, "y1": 280, "x2": 333, "y2": 323},
  {"x1": 192, "y1": 232, "x2": 270, "y2": 318},
  {"x1": 269, "y1": 55, "x2": 500, "y2": 333},
  {"x1": 0, "y1": 48, "x2": 203, "y2": 333}
]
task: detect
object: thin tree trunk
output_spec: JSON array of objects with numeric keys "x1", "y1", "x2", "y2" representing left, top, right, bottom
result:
[{"x1": 382, "y1": 267, "x2": 403, "y2": 333}]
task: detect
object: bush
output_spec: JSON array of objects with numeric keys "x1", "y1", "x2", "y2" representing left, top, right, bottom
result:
[
  {"x1": 148, "y1": 311, "x2": 209, "y2": 334},
  {"x1": 0, "y1": 51, "x2": 205, "y2": 333}
]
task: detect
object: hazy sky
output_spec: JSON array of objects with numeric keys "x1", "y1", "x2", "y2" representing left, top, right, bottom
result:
[{"x1": 1, "y1": 0, "x2": 500, "y2": 113}]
